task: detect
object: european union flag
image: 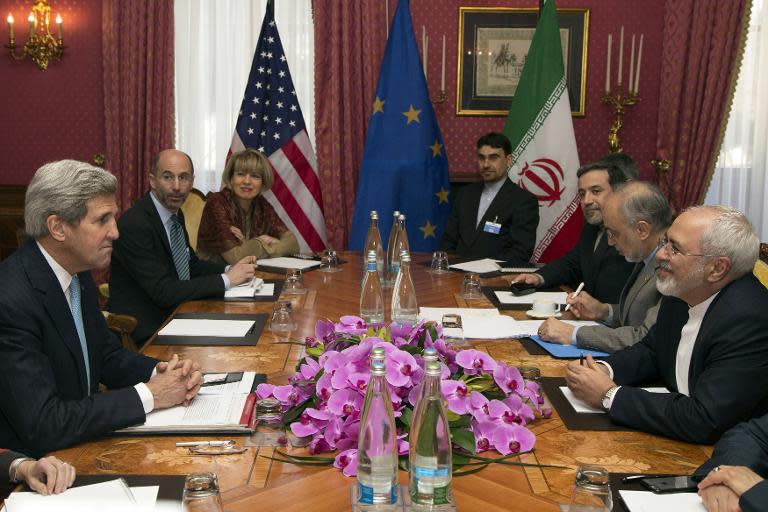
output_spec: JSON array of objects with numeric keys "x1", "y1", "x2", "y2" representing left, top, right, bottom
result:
[{"x1": 348, "y1": 0, "x2": 450, "y2": 252}]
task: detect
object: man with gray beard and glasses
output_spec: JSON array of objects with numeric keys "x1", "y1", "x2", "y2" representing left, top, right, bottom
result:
[{"x1": 565, "y1": 205, "x2": 768, "y2": 444}]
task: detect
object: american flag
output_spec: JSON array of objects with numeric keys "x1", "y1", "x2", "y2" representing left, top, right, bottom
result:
[{"x1": 228, "y1": 0, "x2": 328, "y2": 252}]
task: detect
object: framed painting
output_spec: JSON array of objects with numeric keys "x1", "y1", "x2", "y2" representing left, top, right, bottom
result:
[{"x1": 456, "y1": 7, "x2": 589, "y2": 116}]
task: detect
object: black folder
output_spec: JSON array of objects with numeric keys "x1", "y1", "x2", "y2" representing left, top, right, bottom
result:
[
  {"x1": 540, "y1": 377, "x2": 639, "y2": 432},
  {"x1": 155, "y1": 313, "x2": 267, "y2": 346}
]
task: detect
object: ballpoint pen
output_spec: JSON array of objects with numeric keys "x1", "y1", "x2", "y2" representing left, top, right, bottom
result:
[
  {"x1": 564, "y1": 281, "x2": 585, "y2": 312},
  {"x1": 176, "y1": 440, "x2": 234, "y2": 447},
  {"x1": 621, "y1": 475, "x2": 651, "y2": 482},
  {"x1": 580, "y1": 353, "x2": 584, "y2": 367}
]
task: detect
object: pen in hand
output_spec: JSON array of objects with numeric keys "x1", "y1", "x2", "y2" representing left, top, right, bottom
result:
[
  {"x1": 565, "y1": 281, "x2": 585, "y2": 312},
  {"x1": 580, "y1": 353, "x2": 584, "y2": 367}
]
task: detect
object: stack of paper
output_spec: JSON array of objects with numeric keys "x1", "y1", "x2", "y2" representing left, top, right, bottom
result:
[
  {"x1": 448, "y1": 258, "x2": 503, "y2": 273},
  {"x1": 157, "y1": 319, "x2": 255, "y2": 337}
]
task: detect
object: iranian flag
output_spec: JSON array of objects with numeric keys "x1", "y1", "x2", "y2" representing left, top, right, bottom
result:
[{"x1": 503, "y1": 0, "x2": 581, "y2": 263}]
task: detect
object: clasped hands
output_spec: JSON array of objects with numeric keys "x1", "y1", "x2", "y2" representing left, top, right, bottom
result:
[
  {"x1": 565, "y1": 354, "x2": 615, "y2": 409},
  {"x1": 147, "y1": 353, "x2": 203, "y2": 409},
  {"x1": 538, "y1": 290, "x2": 610, "y2": 345},
  {"x1": 698, "y1": 465, "x2": 763, "y2": 512}
]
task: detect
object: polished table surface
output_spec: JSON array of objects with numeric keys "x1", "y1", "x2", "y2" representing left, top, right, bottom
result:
[{"x1": 52, "y1": 252, "x2": 712, "y2": 511}]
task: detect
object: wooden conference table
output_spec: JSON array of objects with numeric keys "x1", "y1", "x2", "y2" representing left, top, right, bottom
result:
[{"x1": 52, "y1": 252, "x2": 713, "y2": 511}]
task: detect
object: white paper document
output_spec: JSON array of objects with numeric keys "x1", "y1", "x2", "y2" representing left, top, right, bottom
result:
[
  {"x1": 258, "y1": 257, "x2": 321, "y2": 270},
  {"x1": 500, "y1": 319, "x2": 601, "y2": 338},
  {"x1": 448, "y1": 258, "x2": 503, "y2": 273},
  {"x1": 3, "y1": 479, "x2": 159, "y2": 512},
  {"x1": 198, "y1": 372, "x2": 256, "y2": 395},
  {"x1": 224, "y1": 278, "x2": 275, "y2": 298},
  {"x1": 494, "y1": 290, "x2": 570, "y2": 305},
  {"x1": 461, "y1": 315, "x2": 522, "y2": 339},
  {"x1": 560, "y1": 386, "x2": 671, "y2": 414},
  {"x1": 619, "y1": 490, "x2": 706, "y2": 512},
  {"x1": 418, "y1": 307, "x2": 500, "y2": 323},
  {"x1": 157, "y1": 319, "x2": 255, "y2": 337}
]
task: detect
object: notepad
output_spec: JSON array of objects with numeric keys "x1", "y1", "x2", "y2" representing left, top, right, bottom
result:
[
  {"x1": 448, "y1": 258, "x2": 503, "y2": 273},
  {"x1": 619, "y1": 490, "x2": 706, "y2": 512},
  {"x1": 257, "y1": 257, "x2": 321, "y2": 270},
  {"x1": 225, "y1": 278, "x2": 275, "y2": 298},
  {"x1": 157, "y1": 319, "x2": 255, "y2": 337},
  {"x1": 559, "y1": 385, "x2": 671, "y2": 414}
]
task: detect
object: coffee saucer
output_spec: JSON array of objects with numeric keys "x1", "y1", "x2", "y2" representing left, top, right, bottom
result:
[{"x1": 526, "y1": 310, "x2": 562, "y2": 319}]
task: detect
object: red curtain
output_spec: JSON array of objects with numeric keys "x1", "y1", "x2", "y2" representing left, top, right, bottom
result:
[
  {"x1": 102, "y1": 1, "x2": 175, "y2": 210},
  {"x1": 655, "y1": 0, "x2": 749, "y2": 212},
  {"x1": 313, "y1": 1, "x2": 388, "y2": 249}
]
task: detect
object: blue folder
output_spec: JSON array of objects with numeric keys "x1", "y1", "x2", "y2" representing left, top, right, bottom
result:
[{"x1": 530, "y1": 336, "x2": 609, "y2": 359}]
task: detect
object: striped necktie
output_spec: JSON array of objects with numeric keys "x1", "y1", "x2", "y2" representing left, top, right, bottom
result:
[
  {"x1": 69, "y1": 275, "x2": 91, "y2": 394},
  {"x1": 170, "y1": 215, "x2": 191, "y2": 280}
]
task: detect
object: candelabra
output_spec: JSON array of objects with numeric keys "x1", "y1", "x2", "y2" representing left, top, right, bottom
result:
[
  {"x1": 5, "y1": 1, "x2": 65, "y2": 71},
  {"x1": 602, "y1": 88, "x2": 639, "y2": 154}
]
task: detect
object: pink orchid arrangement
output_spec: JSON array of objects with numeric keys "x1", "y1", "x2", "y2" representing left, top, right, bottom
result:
[{"x1": 257, "y1": 316, "x2": 545, "y2": 477}]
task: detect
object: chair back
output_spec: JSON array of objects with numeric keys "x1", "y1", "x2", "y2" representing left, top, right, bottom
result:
[
  {"x1": 755, "y1": 243, "x2": 768, "y2": 289},
  {"x1": 180, "y1": 188, "x2": 207, "y2": 251}
]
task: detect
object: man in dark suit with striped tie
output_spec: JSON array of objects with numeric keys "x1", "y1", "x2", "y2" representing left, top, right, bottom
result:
[
  {"x1": 108, "y1": 149, "x2": 257, "y2": 344},
  {"x1": 0, "y1": 160, "x2": 203, "y2": 456}
]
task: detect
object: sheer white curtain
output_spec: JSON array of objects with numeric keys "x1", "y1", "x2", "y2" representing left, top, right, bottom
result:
[
  {"x1": 705, "y1": 0, "x2": 768, "y2": 240},
  {"x1": 174, "y1": 0, "x2": 315, "y2": 193}
]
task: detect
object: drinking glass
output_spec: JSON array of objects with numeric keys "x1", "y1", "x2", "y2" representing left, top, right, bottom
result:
[
  {"x1": 270, "y1": 300, "x2": 297, "y2": 332},
  {"x1": 429, "y1": 251, "x2": 450, "y2": 274},
  {"x1": 319, "y1": 249, "x2": 341, "y2": 273},
  {"x1": 182, "y1": 472, "x2": 223, "y2": 512},
  {"x1": 565, "y1": 465, "x2": 612, "y2": 511},
  {"x1": 283, "y1": 268, "x2": 306, "y2": 294},
  {"x1": 460, "y1": 272, "x2": 483, "y2": 299}
]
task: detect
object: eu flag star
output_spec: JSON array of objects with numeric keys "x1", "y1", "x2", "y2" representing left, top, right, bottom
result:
[
  {"x1": 402, "y1": 104, "x2": 422, "y2": 124},
  {"x1": 435, "y1": 187, "x2": 449, "y2": 204},
  {"x1": 419, "y1": 220, "x2": 437, "y2": 238},
  {"x1": 430, "y1": 140, "x2": 443, "y2": 157},
  {"x1": 372, "y1": 96, "x2": 385, "y2": 114}
]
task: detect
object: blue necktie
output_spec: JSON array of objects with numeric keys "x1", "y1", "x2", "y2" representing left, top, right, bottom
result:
[
  {"x1": 69, "y1": 275, "x2": 91, "y2": 394},
  {"x1": 170, "y1": 215, "x2": 191, "y2": 280}
]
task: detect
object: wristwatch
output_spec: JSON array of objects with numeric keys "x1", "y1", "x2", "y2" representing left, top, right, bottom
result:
[{"x1": 601, "y1": 386, "x2": 618, "y2": 411}]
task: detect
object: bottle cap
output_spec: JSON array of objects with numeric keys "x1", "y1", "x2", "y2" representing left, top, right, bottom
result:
[
  {"x1": 367, "y1": 250, "x2": 377, "y2": 262},
  {"x1": 370, "y1": 210, "x2": 378, "y2": 219},
  {"x1": 398, "y1": 213, "x2": 406, "y2": 221},
  {"x1": 399, "y1": 250, "x2": 410, "y2": 262},
  {"x1": 423, "y1": 347, "x2": 438, "y2": 362},
  {"x1": 371, "y1": 361, "x2": 386, "y2": 375},
  {"x1": 425, "y1": 361, "x2": 441, "y2": 376},
  {"x1": 393, "y1": 210, "x2": 401, "y2": 217}
]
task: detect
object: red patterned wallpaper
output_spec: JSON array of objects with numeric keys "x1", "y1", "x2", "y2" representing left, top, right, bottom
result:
[
  {"x1": 0, "y1": 0, "x2": 104, "y2": 185},
  {"x1": 409, "y1": 0, "x2": 664, "y2": 181}
]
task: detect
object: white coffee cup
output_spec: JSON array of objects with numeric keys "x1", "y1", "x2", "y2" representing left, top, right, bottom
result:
[{"x1": 531, "y1": 300, "x2": 560, "y2": 316}]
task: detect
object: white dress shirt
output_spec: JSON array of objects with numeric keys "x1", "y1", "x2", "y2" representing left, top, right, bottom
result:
[
  {"x1": 36, "y1": 242, "x2": 155, "y2": 413},
  {"x1": 675, "y1": 292, "x2": 719, "y2": 396},
  {"x1": 476, "y1": 176, "x2": 507, "y2": 227}
]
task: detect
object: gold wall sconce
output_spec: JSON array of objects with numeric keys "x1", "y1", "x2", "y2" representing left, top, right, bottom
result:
[{"x1": 6, "y1": 0, "x2": 65, "y2": 71}]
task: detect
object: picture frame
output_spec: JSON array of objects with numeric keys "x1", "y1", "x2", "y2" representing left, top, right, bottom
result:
[{"x1": 456, "y1": 7, "x2": 589, "y2": 117}]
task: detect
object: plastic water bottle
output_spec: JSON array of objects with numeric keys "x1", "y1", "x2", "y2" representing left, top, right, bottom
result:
[
  {"x1": 363, "y1": 211, "x2": 384, "y2": 279},
  {"x1": 391, "y1": 251, "x2": 418, "y2": 326},
  {"x1": 409, "y1": 361, "x2": 454, "y2": 510},
  {"x1": 384, "y1": 210, "x2": 401, "y2": 288},
  {"x1": 357, "y1": 360, "x2": 398, "y2": 507},
  {"x1": 360, "y1": 250, "x2": 385, "y2": 324}
]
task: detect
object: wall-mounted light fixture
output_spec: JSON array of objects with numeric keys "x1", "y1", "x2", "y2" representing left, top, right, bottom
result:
[{"x1": 6, "y1": 1, "x2": 65, "y2": 71}]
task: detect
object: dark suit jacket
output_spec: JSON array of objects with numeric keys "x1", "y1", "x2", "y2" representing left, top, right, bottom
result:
[
  {"x1": 605, "y1": 273, "x2": 768, "y2": 444},
  {"x1": 696, "y1": 415, "x2": 768, "y2": 512},
  {"x1": 0, "y1": 241, "x2": 158, "y2": 457},
  {"x1": 537, "y1": 222, "x2": 634, "y2": 304},
  {"x1": 576, "y1": 260, "x2": 662, "y2": 352},
  {"x1": 109, "y1": 193, "x2": 227, "y2": 343},
  {"x1": 440, "y1": 178, "x2": 539, "y2": 266}
]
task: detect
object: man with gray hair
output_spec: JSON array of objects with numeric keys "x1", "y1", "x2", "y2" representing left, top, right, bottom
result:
[
  {"x1": 538, "y1": 181, "x2": 671, "y2": 352},
  {"x1": 0, "y1": 160, "x2": 203, "y2": 456},
  {"x1": 566, "y1": 205, "x2": 768, "y2": 443}
]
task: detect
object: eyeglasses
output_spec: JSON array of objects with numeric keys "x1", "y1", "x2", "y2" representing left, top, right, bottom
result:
[
  {"x1": 660, "y1": 236, "x2": 719, "y2": 258},
  {"x1": 156, "y1": 172, "x2": 193, "y2": 184}
]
